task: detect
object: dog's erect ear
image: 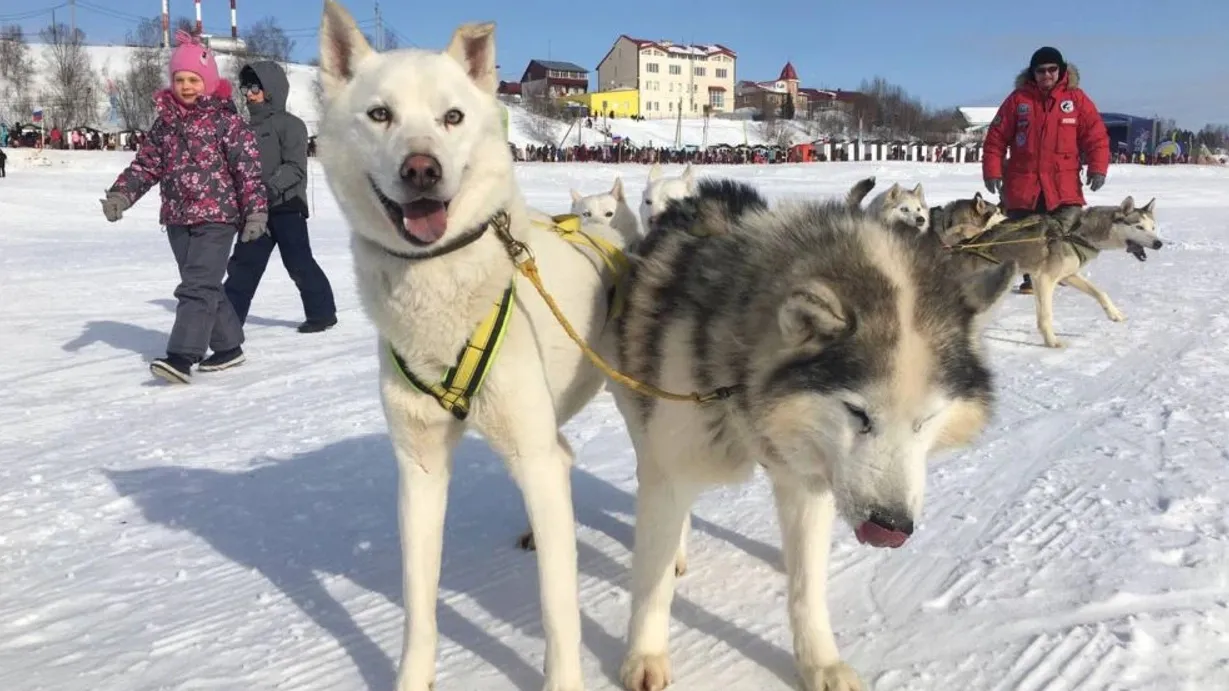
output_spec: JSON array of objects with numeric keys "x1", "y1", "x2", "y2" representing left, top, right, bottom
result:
[
  {"x1": 1118, "y1": 195, "x2": 1135, "y2": 214},
  {"x1": 681, "y1": 163, "x2": 698, "y2": 192},
  {"x1": 962, "y1": 260, "x2": 1016, "y2": 315},
  {"x1": 611, "y1": 176, "x2": 625, "y2": 201},
  {"x1": 446, "y1": 22, "x2": 497, "y2": 94},
  {"x1": 319, "y1": 0, "x2": 373, "y2": 99},
  {"x1": 884, "y1": 182, "x2": 902, "y2": 200},
  {"x1": 570, "y1": 188, "x2": 582, "y2": 202},
  {"x1": 647, "y1": 162, "x2": 662, "y2": 183},
  {"x1": 778, "y1": 280, "x2": 851, "y2": 347},
  {"x1": 973, "y1": 193, "x2": 988, "y2": 215},
  {"x1": 1141, "y1": 197, "x2": 1156, "y2": 214}
]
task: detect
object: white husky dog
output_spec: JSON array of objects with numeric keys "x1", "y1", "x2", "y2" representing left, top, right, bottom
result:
[
  {"x1": 865, "y1": 180, "x2": 931, "y2": 232},
  {"x1": 570, "y1": 175, "x2": 641, "y2": 242},
  {"x1": 315, "y1": 2, "x2": 629, "y2": 689},
  {"x1": 639, "y1": 162, "x2": 697, "y2": 231}
]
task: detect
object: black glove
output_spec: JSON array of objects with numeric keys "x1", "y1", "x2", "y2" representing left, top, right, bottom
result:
[
  {"x1": 984, "y1": 178, "x2": 1002, "y2": 195},
  {"x1": 1088, "y1": 173, "x2": 1105, "y2": 191}
]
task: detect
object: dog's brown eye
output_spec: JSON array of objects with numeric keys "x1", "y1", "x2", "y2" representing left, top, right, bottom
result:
[
  {"x1": 367, "y1": 106, "x2": 391, "y2": 123},
  {"x1": 443, "y1": 108, "x2": 464, "y2": 126}
]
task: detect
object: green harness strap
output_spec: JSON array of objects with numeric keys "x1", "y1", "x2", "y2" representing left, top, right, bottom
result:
[{"x1": 388, "y1": 283, "x2": 516, "y2": 421}]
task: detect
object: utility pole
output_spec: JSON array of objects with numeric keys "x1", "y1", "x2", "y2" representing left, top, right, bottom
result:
[
  {"x1": 70, "y1": 0, "x2": 75, "y2": 39},
  {"x1": 374, "y1": 1, "x2": 383, "y2": 50}
]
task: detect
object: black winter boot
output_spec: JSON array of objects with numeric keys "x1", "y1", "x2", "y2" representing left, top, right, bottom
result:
[
  {"x1": 198, "y1": 347, "x2": 246, "y2": 372},
  {"x1": 150, "y1": 354, "x2": 193, "y2": 384},
  {"x1": 298, "y1": 315, "x2": 338, "y2": 333}
]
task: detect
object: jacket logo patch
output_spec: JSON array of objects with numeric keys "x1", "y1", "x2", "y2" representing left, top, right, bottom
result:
[
  {"x1": 992, "y1": 114, "x2": 1002, "y2": 126},
  {"x1": 1017, "y1": 103, "x2": 1030, "y2": 114},
  {"x1": 1060, "y1": 99, "x2": 1075, "y2": 113},
  {"x1": 1061, "y1": 117, "x2": 1077, "y2": 124},
  {"x1": 1016, "y1": 132, "x2": 1027, "y2": 146}
]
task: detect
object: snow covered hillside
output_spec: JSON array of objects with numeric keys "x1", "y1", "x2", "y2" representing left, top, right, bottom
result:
[
  {"x1": 2, "y1": 151, "x2": 1227, "y2": 691},
  {"x1": 20, "y1": 44, "x2": 809, "y2": 147}
]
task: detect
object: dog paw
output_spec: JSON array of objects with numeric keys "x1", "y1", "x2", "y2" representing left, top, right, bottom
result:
[
  {"x1": 800, "y1": 661, "x2": 865, "y2": 691},
  {"x1": 674, "y1": 554, "x2": 687, "y2": 577},
  {"x1": 1043, "y1": 338, "x2": 1064, "y2": 348},
  {"x1": 621, "y1": 652, "x2": 672, "y2": 691},
  {"x1": 516, "y1": 529, "x2": 536, "y2": 551},
  {"x1": 542, "y1": 681, "x2": 584, "y2": 691},
  {"x1": 1107, "y1": 309, "x2": 1126, "y2": 322}
]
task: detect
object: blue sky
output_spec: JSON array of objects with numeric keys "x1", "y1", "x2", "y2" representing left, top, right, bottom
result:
[{"x1": 9, "y1": 0, "x2": 1226, "y2": 128}]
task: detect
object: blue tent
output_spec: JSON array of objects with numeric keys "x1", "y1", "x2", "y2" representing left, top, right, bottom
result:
[{"x1": 1100, "y1": 112, "x2": 1155, "y2": 154}]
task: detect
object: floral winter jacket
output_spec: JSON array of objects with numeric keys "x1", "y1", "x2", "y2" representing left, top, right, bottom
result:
[{"x1": 109, "y1": 82, "x2": 266, "y2": 228}]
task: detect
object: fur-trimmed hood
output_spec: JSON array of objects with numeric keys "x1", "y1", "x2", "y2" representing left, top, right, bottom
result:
[{"x1": 1015, "y1": 63, "x2": 1081, "y2": 90}]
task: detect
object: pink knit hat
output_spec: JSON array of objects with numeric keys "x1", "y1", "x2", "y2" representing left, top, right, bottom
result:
[{"x1": 168, "y1": 29, "x2": 220, "y2": 96}]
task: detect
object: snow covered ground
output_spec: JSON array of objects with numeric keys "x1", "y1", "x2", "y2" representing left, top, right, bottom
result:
[{"x1": 2, "y1": 150, "x2": 1227, "y2": 691}]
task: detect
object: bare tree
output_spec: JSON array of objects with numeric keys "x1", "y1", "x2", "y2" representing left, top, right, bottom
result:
[
  {"x1": 308, "y1": 56, "x2": 325, "y2": 111},
  {"x1": 108, "y1": 17, "x2": 167, "y2": 130},
  {"x1": 363, "y1": 27, "x2": 400, "y2": 51},
  {"x1": 175, "y1": 17, "x2": 196, "y2": 37},
  {"x1": 0, "y1": 24, "x2": 37, "y2": 123},
  {"x1": 126, "y1": 16, "x2": 163, "y2": 48},
  {"x1": 242, "y1": 17, "x2": 295, "y2": 63},
  {"x1": 38, "y1": 22, "x2": 100, "y2": 128},
  {"x1": 522, "y1": 112, "x2": 559, "y2": 146}
]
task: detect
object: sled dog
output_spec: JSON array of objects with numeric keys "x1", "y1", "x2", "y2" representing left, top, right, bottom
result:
[
  {"x1": 846, "y1": 176, "x2": 931, "y2": 232},
  {"x1": 848, "y1": 177, "x2": 1005, "y2": 245},
  {"x1": 946, "y1": 195, "x2": 1162, "y2": 348},
  {"x1": 570, "y1": 175, "x2": 641, "y2": 243},
  {"x1": 640, "y1": 162, "x2": 697, "y2": 231},
  {"x1": 928, "y1": 191, "x2": 1008, "y2": 245},
  {"x1": 316, "y1": 3, "x2": 630, "y2": 689},
  {"x1": 608, "y1": 177, "x2": 1016, "y2": 691}
]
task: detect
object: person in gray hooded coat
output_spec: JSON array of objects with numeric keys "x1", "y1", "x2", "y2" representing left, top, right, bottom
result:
[{"x1": 224, "y1": 60, "x2": 338, "y2": 334}]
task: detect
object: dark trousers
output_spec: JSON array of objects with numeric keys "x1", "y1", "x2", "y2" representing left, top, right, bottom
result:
[
  {"x1": 166, "y1": 224, "x2": 244, "y2": 360},
  {"x1": 224, "y1": 211, "x2": 336, "y2": 325},
  {"x1": 0, "y1": 160, "x2": 6, "y2": 177}
]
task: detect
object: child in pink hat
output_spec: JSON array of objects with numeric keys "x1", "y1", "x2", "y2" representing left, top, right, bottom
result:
[
  {"x1": 99, "y1": 29, "x2": 267, "y2": 384},
  {"x1": 167, "y1": 28, "x2": 222, "y2": 102}
]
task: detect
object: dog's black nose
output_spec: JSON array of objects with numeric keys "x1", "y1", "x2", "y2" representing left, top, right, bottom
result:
[
  {"x1": 400, "y1": 153, "x2": 442, "y2": 190},
  {"x1": 1152, "y1": 239, "x2": 1163, "y2": 249},
  {"x1": 867, "y1": 508, "x2": 915, "y2": 536},
  {"x1": 915, "y1": 215, "x2": 927, "y2": 226}
]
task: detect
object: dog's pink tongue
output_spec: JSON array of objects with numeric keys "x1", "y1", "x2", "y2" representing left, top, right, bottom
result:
[
  {"x1": 402, "y1": 200, "x2": 448, "y2": 243},
  {"x1": 855, "y1": 521, "x2": 909, "y2": 549}
]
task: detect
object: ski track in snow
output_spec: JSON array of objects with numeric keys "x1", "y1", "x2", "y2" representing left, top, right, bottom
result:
[{"x1": 2, "y1": 151, "x2": 1228, "y2": 691}]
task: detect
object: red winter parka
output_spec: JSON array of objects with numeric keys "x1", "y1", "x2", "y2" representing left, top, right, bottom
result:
[{"x1": 982, "y1": 64, "x2": 1110, "y2": 212}]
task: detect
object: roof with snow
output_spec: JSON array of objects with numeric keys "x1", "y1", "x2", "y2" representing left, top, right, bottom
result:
[
  {"x1": 620, "y1": 35, "x2": 736, "y2": 58},
  {"x1": 528, "y1": 60, "x2": 589, "y2": 74}
]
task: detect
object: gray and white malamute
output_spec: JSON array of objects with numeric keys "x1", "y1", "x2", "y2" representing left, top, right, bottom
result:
[
  {"x1": 947, "y1": 195, "x2": 1163, "y2": 348},
  {"x1": 609, "y1": 179, "x2": 1016, "y2": 691},
  {"x1": 315, "y1": 2, "x2": 632, "y2": 689}
]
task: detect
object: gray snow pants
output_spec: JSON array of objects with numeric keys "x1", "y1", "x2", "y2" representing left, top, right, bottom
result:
[{"x1": 165, "y1": 223, "x2": 244, "y2": 361}]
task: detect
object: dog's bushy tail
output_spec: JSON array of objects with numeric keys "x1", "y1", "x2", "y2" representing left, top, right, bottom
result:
[
  {"x1": 655, "y1": 178, "x2": 769, "y2": 238},
  {"x1": 845, "y1": 176, "x2": 876, "y2": 208}
]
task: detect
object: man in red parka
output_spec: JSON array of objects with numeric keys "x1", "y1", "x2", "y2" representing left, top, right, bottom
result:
[{"x1": 982, "y1": 46, "x2": 1110, "y2": 294}]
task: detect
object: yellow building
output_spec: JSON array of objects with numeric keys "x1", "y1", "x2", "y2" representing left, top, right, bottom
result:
[{"x1": 565, "y1": 88, "x2": 640, "y2": 119}]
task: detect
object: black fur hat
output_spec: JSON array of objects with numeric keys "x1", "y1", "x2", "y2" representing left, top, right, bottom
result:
[{"x1": 1029, "y1": 46, "x2": 1066, "y2": 72}]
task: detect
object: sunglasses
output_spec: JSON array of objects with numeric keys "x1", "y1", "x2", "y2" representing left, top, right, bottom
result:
[{"x1": 1034, "y1": 65, "x2": 1060, "y2": 75}]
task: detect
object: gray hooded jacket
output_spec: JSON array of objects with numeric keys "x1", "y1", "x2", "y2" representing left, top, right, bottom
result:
[{"x1": 240, "y1": 61, "x2": 309, "y2": 217}]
